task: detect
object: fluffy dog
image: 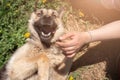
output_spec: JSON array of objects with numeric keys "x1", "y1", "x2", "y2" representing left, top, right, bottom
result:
[{"x1": 0, "y1": 7, "x2": 73, "y2": 80}]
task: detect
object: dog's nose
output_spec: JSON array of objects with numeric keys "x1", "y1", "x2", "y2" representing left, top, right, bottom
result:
[
  {"x1": 43, "y1": 16, "x2": 51, "y2": 20},
  {"x1": 41, "y1": 16, "x2": 53, "y2": 25}
]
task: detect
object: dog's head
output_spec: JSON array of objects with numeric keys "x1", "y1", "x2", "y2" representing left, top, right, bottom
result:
[{"x1": 28, "y1": 8, "x2": 64, "y2": 47}]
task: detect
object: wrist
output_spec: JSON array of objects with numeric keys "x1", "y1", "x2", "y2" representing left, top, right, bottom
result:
[{"x1": 84, "y1": 31, "x2": 93, "y2": 44}]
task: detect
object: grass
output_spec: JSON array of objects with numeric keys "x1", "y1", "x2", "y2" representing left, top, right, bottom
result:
[{"x1": 0, "y1": 0, "x2": 29, "y2": 67}]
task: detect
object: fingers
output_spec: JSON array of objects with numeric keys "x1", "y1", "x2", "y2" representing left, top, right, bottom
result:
[
  {"x1": 59, "y1": 33, "x2": 74, "y2": 40},
  {"x1": 56, "y1": 41, "x2": 74, "y2": 48},
  {"x1": 62, "y1": 47, "x2": 78, "y2": 58},
  {"x1": 63, "y1": 47, "x2": 79, "y2": 55},
  {"x1": 56, "y1": 32, "x2": 80, "y2": 58},
  {"x1": 66, "y1": 50, "x2": 76, "y2": 54},
  {"x1": 56, "y1": 32, "x2": 76, "y2": 47},
  {"x1": 63, "y1": 52, "x2": 76, "y2": 58},
  {"x1": 66, "y1": 53, "x2": 76, "y2": 58},
  {"x1": 62, "y1": 46, "x2": 75, "y2": 51}
]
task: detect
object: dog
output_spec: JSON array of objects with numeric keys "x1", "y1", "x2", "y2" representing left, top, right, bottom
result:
[{"x1": 0, "y1": 3, "x2": 73, "y2": 80}]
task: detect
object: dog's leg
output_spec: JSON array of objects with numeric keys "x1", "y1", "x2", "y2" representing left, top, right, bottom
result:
[
  {"x1": 52, "y1": 58, "x2": 73, "y2": 80},
  {"x1": 7, "y1": 58, "x2": 38, "y2": 80},
  {"x1": 37, "y1": 54, "x2": 50, "y2": 80},
  {"x1": 5, "y1": 43, "x2": 40, "y2": 80},
  {"x1": 57, "y1": 58, "x2": 73, "y2": 74}
]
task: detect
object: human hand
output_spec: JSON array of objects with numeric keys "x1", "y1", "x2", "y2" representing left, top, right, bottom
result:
[{"x1": 56, "y1": 32, "x2": 91, "y2": 58}]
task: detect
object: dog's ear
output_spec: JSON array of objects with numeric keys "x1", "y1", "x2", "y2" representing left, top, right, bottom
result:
[
  {"x1": 57, "y1": 7, "x2": 65, "y2": 19},
  {"x1": 34, "y1": 0, "x2": 39, "y2": 12}
]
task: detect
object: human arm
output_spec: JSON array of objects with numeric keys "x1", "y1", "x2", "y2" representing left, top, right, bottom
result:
[
  {"x1": 89, "y1": 20, "x2": 120, "y2": 42},
  {"x1": 56, "y1": 20, "x2": 120, "y2": 58}
]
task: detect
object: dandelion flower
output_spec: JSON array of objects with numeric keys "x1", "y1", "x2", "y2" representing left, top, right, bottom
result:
[
  {"x1": 15, "y1": 10, "x2": 19, "y2": 13},
  {"x1": 69, "y1": 76, "x2": 74, "y2": 80},
  {"x1": 6, "y1": 3, "x2": 11, "y2": 7},
  {"x1": 42, "y1": 0, "x2": 47, "y2": 3},
  {"x1": 79, "y1": 11, "x2": 85, "y2": 18},
  {"x1": 24, "y1": 32, "x2": 30, "y2": 38}
]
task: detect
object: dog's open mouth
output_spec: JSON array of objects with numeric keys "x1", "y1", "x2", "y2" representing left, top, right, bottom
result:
[
  {"x1": 39, "y1": 24, "x2": 57, "y2": 42},
  {"x1": 40, "y1": 31, "x2": 53, "y2": 40},
  {"x1": 33, "y1": 14, "x2": 58, "y2": 43},
  {"x1": 34, "y1": 23, "x2": 57, "y2": 43}
]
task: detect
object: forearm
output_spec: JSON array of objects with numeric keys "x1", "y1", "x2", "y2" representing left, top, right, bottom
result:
[{"x1": 88, "y1": 20, "x2": 120, "y2": 42}]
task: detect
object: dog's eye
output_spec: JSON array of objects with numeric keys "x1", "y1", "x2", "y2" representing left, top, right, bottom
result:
[
  {"x1": 52, "y1": 11, "x2": 58, "y2": 18},
  {"x1": 36, "y1": 12, "x2": 41, "y2": 17},
  {"x1": 36, "y1": 10, "x2": 43, "y2": 17}
]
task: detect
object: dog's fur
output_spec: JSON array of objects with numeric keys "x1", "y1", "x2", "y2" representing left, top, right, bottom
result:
[{"x1": 0, "y1": 8, "x2": 73, "y2": 80}]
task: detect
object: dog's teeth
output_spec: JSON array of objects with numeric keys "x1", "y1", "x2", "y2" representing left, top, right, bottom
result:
[
  {"x1": 48, "y1": 32, "x2": 51, "y2": 36},
  {"x1": 41, "y1": 32, "x2": 51, "y2": 37},
  {"x1": 41, "y1": 32, "x2": 44, "y2": 36}
]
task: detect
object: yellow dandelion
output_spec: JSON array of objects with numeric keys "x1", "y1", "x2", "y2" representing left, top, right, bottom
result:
[
  {"x1": 15, "y1": 10, "x2": 19, "y2": 13},
  {"x1": 79, "y1": 11, "x2": 85, "y2": 18},
  {"x1": 24, "y1": 32, "x2": 30, "y2": 38},
  {"x1": 6, "y1": 3, "x2": 11, "y2": 7},
  {"x1": 69, "y1": 76, "x2": 74, "y2": 80},
  {"x1": 42, "y1": 0, "x2": 47, "y2": 3}
]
